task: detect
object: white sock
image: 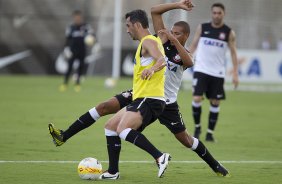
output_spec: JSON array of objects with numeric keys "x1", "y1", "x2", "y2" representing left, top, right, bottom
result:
[
  {"x1": 104, "y1": 128, "x2": 118, "y2": 136},
  {"x1": 191, "y1": 137, "x2": 199, "y2": 150},
  {"x1": 89, "y1": 107, "x2": 100, "y2": 121},
  {"x1": 192, "y1": 101, "x2": 202, "y2": 108},
  {"x1": 119, "y1": 128, "x2": 132, "y2": 140}
]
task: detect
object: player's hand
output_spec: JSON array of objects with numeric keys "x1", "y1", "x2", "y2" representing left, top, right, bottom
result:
[
  {"x1": 158, "y1": 29, "x2": 178, "y2": 43},
  {"x1": 63, "y1": 47, "x2": 73, "y2": 59},
  {"x1": 232, "y1": 72, "x2": 239, "y2": 89},
  {"x1": 177, "y1": 0, "x2": 195, "y2": 11},
  {"x1": 141, "y1": 68, "x2": 155, "y2": 80}
]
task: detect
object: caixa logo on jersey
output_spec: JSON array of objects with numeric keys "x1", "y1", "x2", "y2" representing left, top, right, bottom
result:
[{"x1": 203, "y1": 39, "x2": 224, "y2": 48}]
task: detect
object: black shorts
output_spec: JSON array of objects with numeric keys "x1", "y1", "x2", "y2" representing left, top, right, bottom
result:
[
  {"x1": 192, "y1": 72, "x2": 226, "y2": 100},
  {"x1": 158, "y1": 102, "x2": 186, "y2": 134},
  {"x1": 126, "y1": 98, "x2": 166, "y2": 132},
  {"x1": 115, "y1": 89, "x2": 133, "y2": 108}
]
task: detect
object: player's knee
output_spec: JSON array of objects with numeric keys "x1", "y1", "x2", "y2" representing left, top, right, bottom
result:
[
  {"x1": 193, "y1": 96, "x2": 202, "y2": 103},
  {"x1": 184, "y1": 135, "x2": 194, "y2": 148},
  {"x1": 175, "y1": 131, "x2": 194, "y2": 148},
  {"x1": 96, "y1": 98, "x2": 119, "y2": 116},
  {"x1": 210, "y1": 99, "x2": 220, "y2": 106},
  {"x1": 104, "y1": 119, "x2": 116, "y2": 131},
  {"x1": 116, "y1": 125, "x2": 125, "y2": 135}
]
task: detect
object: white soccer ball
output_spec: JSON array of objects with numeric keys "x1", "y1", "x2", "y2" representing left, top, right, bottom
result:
[
  {"x1": 84, "y1": 34, "x2": 95, "y2": 46},
  {"x1": 77, "y1": 157, "x2": 102, "y2": 180},
  {"x1": 104, "y1": 78, "x2": 116, "y2": 88}
]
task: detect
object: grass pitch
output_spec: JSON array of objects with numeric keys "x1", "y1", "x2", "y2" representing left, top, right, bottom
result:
[{"x1": 0, "y1": 75, "x2": 282, "y2": 184}]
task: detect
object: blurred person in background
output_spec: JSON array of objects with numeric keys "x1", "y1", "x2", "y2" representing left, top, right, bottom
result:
[
  {"x1": 60, "y1": 10, "x2": 95, "y2": 92},
  {"x1": 189, "y1": 3, "x2": 239, "y2": 142}
]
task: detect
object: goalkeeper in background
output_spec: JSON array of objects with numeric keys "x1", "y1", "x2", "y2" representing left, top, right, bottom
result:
[{"x1": 60, "y1": 10, "x2": 95, "y2": 92}]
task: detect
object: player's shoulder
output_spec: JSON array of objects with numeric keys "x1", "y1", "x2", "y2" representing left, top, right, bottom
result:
[
  {"x1": 201, "y1": 22, "x2": 211, "y2": 28},
  {"x1": 223, "y1": 24, "x2": 232, "y2": 31}
]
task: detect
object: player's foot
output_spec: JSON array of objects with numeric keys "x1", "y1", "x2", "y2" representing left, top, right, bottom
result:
[
  {"x1": 194, "y1": 127, "x2": 201, "y2": 139},
  {"x1": 205, "y1": 133, "x2": 215, "y2": 142},
  {"x1": 213, "y1": 163, "x2": 230, "y2": 177},
  {"x1": 156, "y1": 153, "x2": 171, "y2": 178},
  {"x1": 99, "y1": 171, "x2": 120, "y2": 180},
  {"x1": 74, "y1": 85, "x2": 81, "y2": 92},
  {"x1": 48, "y1": 123, "x2": 65, "y2": 146},
  {"x1": 59, "y1": 84, "x2": 67, "y2": 92}
]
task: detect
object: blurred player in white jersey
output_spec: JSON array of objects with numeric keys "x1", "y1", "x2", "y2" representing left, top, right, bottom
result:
[{"x1": 189, "y1": 3, "x2": 239, "y2": 142}]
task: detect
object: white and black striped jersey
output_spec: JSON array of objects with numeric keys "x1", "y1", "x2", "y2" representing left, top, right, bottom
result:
[
  {"x1": 194, "y1": 23, "x2": 231, "y2": 78},
  {"x1": 163, "y1": 40, "x2": 188, "y2": 104}
]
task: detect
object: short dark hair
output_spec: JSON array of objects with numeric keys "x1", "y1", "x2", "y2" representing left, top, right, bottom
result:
[
  {"x1": 73, "y1": 10, "x2": 82, "y2": 16},
  {"x1": 125, "y1": 9, "x2": 149, "y2": 29},
  {"x1": 211, "y1": 3, "x2": 225, "y2": 12},
  {"x1": 174, "y1": 21, "x2": 190, "y2": 35}
]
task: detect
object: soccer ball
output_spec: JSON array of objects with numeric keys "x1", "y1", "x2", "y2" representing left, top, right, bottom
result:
[
  {"x1": 104, "y1": 78, "x2": 116, "y2": 88},
  {"x1": 77, "y1": 157, "x2": 102, "y2": 180},
  {"x1": 84, "y1": 34, "x2": 95, "y2": 46}
]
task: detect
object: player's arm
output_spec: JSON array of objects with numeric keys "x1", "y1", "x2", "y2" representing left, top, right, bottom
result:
[
  {"x1": 151, "y1": 0, "x2": 194, "y2": 44},
  {"x1": 141, "y1": 39, "x2": 166, "y2": 80},
  {"x1": 228, "y1": 30, "x2": 239, "y2": 89},
  {"x1": 63, "y1": 25, "x2": 73, "y2": 59},
  {"x1": 158, "y1": 29, "x2": 193, "y2": 68},
  {"x1": 188, "y1": 24, "x2": 201, "y2": 55},
  {"x1": 65, "y1": 25, "x2": 72, "y2": 47}
]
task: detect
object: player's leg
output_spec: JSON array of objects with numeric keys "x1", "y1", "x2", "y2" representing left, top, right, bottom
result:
[
  {"x1": 103, "y1": 98, "x2": 170, "y2": 178},
  {"x1": 64, "y1": 56, "x2": 75, "y2": 85},
  {"x1": 174, "y1": 131, "x2": 229, "y2": 176},
  {"x1": 206, "y1": 99, "x2": 220, "y2": 141},
  {"x1": 62, "y1": 97, "x2": 121, "y2": 141},
  {"x1": 76, "y1": 54, "x2": 85, "y2": 85},
  {"x1": 48, "y1": 90, "x2": 133, "y2": 146},
  {"x1": 206, "y1": 76, "x2": 225, "y2": 142},
  {"x1": 49, "y1": 97, "x2": 120, "y2": 146},
  {"x1": 192, "y1": 72, "x2": 207, "y2": 139},
  {"x1": 100, "y1": 108, "x2": 126, "y2": 179},
  {"x1": 158, "y1": 104, "x2": 229, "y2": 176}
]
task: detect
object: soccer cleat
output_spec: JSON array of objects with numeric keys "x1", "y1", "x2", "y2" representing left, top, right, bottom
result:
[
  {"x1": 205, "y1": 133, "x2": 215, "y2": 142},
  {"x1": 214, "y1": 163, "x2": 230, "y2": 177},
  {"x1": 59, "y1": 84, "x2": 67, "y2": 92},
  {"x1": 99, "y1": 171, "x2": 120, "y2": 180},
  {"x1": 194, "y1": 127, "x2": 201, "y2": 139},
  {"x1": 48, "y1": 123, "x2": 65, "y2": 146},
  {"x1": 156, "y1": 153, "x2": 171, "y2": 178}
]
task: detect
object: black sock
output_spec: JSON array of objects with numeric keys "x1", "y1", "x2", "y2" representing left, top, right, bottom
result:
[
  {"x1": 192, "y1": 102, "x2": 202, "y2": 128},
  {"x1": 106, "y1": 136, "x2": 121, "y2": 174},
  {"x1": 125, "y1": 129, "x2": 162, "y2": 159},
  {"x1": 63, "y1": 112, "x2": 95, "y2": 141},
  {"x1": 208, "y1": 104, "x2": 219, "y2": 132},
  {"x1": 193, "y1": 140, "x2": 219, "y2": 171}
]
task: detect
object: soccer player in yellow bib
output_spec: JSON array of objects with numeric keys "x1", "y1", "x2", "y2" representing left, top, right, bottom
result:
[{"x1": 100, "y1": 10, "x2": 170, "y2": 179}]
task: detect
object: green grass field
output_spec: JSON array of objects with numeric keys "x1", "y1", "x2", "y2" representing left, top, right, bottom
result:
[{"x1": 1, "y1": 75, "x2": 282, "y2": 184}]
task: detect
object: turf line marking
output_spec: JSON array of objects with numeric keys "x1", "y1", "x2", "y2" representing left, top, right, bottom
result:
[{"x1": 1, "y1": 160, "x2": 282, "y2": 164}]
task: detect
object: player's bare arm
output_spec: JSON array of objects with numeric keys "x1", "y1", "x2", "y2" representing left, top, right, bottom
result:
[
  {"x1": 158, "y1": 29, "x2": 193, "y2": 68},
  {"x1": 228, "y1": 30, "x2": 239, "y2": 89},
  {"x1": 151, "y1": 0, "x2": 194, "y2": 44},
  {"x1": 188, "y1": 24, "x2": 201, "y2": 55},
  {"x1": 141, "y1": 39, "x2": 166, "y2": 80}
]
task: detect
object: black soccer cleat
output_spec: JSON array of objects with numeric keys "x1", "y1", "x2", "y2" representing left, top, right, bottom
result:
[
  {"x1": 205, "y1": 133, "x2": 215, "y2": 142},
  {"x1": 214, "y1": 163, "x2": 230, "y2": 177}
]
